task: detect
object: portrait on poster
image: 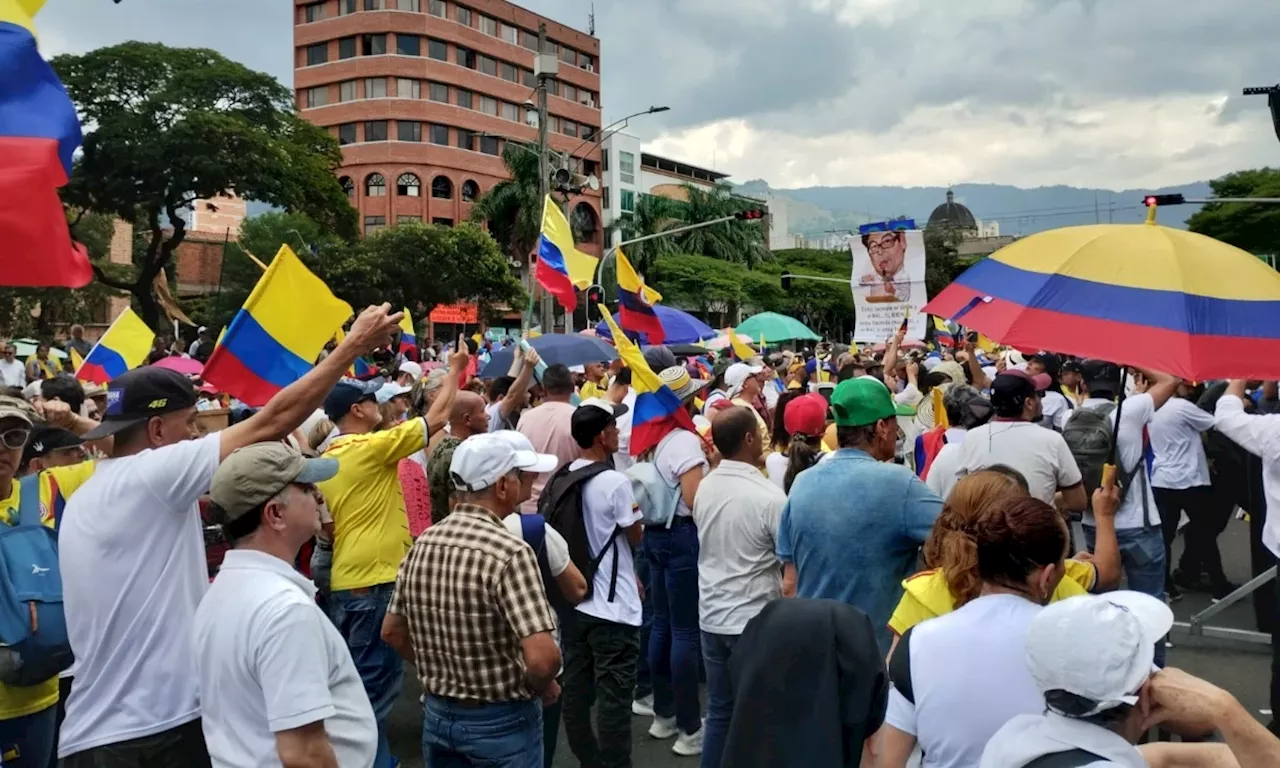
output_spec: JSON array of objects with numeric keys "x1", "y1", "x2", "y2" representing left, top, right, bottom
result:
[{"x1": 850, "y1": 224, "x2": 928, "y2": 342}]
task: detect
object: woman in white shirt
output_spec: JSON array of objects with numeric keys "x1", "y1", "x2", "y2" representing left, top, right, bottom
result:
[{"x1": 876, "y1": 495, "x2": 1071, "y2": 768}]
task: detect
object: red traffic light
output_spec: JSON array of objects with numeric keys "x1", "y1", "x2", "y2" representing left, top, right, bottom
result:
[
  {"x1": 1143, "y1": 194, "x2": 1186, "y2": 207},
  {"x1": 586, "y1": 284, "x2": 604, "y2": 304},
  {"x1": 734, "y1": 209, "x2": 766, "y2": 221}
]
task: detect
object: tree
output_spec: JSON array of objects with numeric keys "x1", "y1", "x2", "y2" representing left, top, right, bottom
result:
[
  {"x1": 468, "y1": 143, "x2": 542, "y2": 265},
  {"x1": 52, "y1": 42, "x2": 357, "y2": 328},
  {"x1": 675, "y1": 185, "x2": 770, "y2": 268},
  {"x1": 318, "y1": 222, "x2": 524, "y2": 319},
  {"x1": 923, "y1": 227, "x2": 976, "y2": 301},
  {"x1": 770, "y1": 249, "x2": 856, "y2": 339},
  {"x1": 1187, "y1": 168, "x2": 1280, "y2": 258},
  {"x1": 607, "y1": 194, "x2": 682, "y2": 274}
]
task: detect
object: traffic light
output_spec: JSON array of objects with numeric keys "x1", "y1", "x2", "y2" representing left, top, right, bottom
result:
[
  {"x1": 586, "y1": 284, "x2": 604, "y2": 305},
  {"x1": 734, "y1": 209, "x2": 766, "y2": 221},
  {"x1": 1143, "y1": 194, "x2": 1186, "y2": 207},
  {"x1": 781, "y1": 274, "x2": 792, "y2": 292}
]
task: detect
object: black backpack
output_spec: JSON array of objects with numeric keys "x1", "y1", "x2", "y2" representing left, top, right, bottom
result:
[
  {"x1": 1062, "y1": 402, "x2": 1147, "y2": 514},
  {"x1": 538, "y1": 461, "x2": 623, "y2": 602}
]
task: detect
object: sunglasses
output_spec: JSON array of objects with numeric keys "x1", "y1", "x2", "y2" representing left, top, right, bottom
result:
[{"x1": 1, "y1": 428, "x2": 31, "y2": 451}]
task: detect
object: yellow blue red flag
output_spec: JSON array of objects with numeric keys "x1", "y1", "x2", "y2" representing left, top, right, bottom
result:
[
  {"x1": 600, "y1": 305, "x2": 698, "y2": 456},
  {"x1": 399, "y1": 307, "x2": 416, "y2": 355},
  {"x1": 536, "y1": 195, "x2": 598, "y2": 312},
  {"x1": 77, "y1": 308, "x2": 155, "y2": 384},
  {"x1": 616, "y1": 248, "x2": 664, "y2": 344}
]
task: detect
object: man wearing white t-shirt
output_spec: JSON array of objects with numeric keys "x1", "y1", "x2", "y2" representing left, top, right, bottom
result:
[
  {"x1": 195, "y1": 443, "x2": 376, "y2": 768},
  {"x1": 57, "y1": 305, "x2": 401, "y2": 766},
  {"x1": 559, "y1": 399, "x2": 644, "y2": 768},
  {"x1": 1077, "y1": 360, "x2": 1178, "y2": 667},
  {"x1": 0, "y1": 343, "x2": 25, "y2": 388},
  {"x1": 950, "y1": 370, "x2": 1088, "y2": 512}
]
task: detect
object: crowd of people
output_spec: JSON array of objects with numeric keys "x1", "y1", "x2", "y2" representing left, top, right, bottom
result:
[{"x1": 4, "y1": 311, "x2": 1280, "y2": 768}]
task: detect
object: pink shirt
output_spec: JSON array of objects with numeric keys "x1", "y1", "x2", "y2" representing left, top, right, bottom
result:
[{"x1": 516, "y1": 400, "x2": 581, "y2": 513}]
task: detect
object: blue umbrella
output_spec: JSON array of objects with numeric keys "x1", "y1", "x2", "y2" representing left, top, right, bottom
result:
[
  {"x1": 594, "y1": 305, "x2": 717, "y2": 345},
  {"x1": 479, "y1": 333, "x2": 618, "y2": 378}
]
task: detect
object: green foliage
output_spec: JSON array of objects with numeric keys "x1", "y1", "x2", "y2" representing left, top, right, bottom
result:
[
  {"x1": 607, "y1": 194, "x2": 682, "y2": 274},
  {"x1": 610, "y1": 185, "x2": 770, "y2": 271},
  {"x1": 1186, "y1": 168, "x2": 1280, "y2": 257},
  {"x1": 923, "y1": 227, "x2": 977, "y2": 301},
  {"x1": 468, "y1": 142, "x2": 542, "y2": 264},
  {"x1": 52, "y1": 42, "x2": 357, "y2": 328}
]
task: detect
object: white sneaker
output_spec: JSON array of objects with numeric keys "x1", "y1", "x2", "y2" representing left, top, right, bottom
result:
[
  {"x1": 632, "y1": 695, "x2": 655, "y2": 717},
  {"x1": 672, "y1": 726, "x2": 704, "y2": 756},
  {"x1": 648, "y1": 715, "x2": 678, "y2": 739}
]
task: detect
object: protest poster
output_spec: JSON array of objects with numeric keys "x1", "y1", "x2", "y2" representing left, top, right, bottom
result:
[{"x1": 850, "y1": 219, "x2": 928, "y2": 342}]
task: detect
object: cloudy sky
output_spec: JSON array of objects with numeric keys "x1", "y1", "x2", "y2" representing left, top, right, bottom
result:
[{"x1": 38, "y1": 0, "x2": 1280, "y2": 190}]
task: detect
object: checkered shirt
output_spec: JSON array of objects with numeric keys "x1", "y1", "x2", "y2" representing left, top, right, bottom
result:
[{"x1": 389, "y1": 503, "x2": 557, "y2": 702}]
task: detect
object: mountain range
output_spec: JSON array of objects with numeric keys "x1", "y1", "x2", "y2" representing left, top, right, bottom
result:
[{"x1": 733, "y1": 180, "x2": 1214, "y2": 239}]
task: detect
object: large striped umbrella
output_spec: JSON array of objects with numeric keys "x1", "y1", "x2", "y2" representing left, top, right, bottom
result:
[{"x1": 924, "y1": 215, "x2": 1280, "y2": 381}]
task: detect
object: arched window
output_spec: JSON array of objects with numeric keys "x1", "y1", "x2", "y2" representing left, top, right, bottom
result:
[
  {"x1": 572, "y1": 202, "x2": 599, "y2": 240},
  {"x1": 339, "y1": 176, "x2": 355, "y2": 199},
  {"x1": 365, "y1": 173, "x2": 386, "y2": 197},
  {"x1": 396, "y1": 172, "x2": 421, "y2": 197},
  {"x1": 431, "y1": 176, "x2": 453, "y2": 200},
  {"x1": 461, "y1": 179, "x2": 480, "y2": 203}
]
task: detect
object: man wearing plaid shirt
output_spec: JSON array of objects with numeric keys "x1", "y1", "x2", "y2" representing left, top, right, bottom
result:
[{"x1": 382, "y1": 433, "x2": 561, "y2": 767}]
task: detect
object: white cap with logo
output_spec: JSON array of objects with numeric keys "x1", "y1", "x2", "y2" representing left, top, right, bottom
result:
[
  {"x1": 1025, "y1": 591, "x2": 1173, "y2": 716},
  {"x1": 724, "y1": 362, "x2": 765, "y2": 397},
  {"x1": 449, "y1": 432, "x2": 558, "y2": 492}
]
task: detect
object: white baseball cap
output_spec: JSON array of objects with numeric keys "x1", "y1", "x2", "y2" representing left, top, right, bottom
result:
[
  {"x1": 398, "y1": 361, "x2": 423, "y2": 381},
  {"x1": 491, "y1": 430, "x2": 560, "y2": 474},
  {"x1": 375, "y1": 381, "x2": 412, "y2": 405},
  {"x1": 724, "y1": 362, "x2": 765, "y2": 397},
  {"x1": 450, "y1": 433, "x2": 557, "y2": 492},
  {"x1": 1026, "y1": 591, "x2": 1173, "y2": 716}
]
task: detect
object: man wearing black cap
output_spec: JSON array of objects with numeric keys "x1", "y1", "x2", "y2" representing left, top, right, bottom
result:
[
  {"x1": 950, "y1": 369, "x2": 1088, "y2": 512},
  {"x1": 20, "y1": 424, "x2": 86, "y2": 475},
  {"x1": 56, "y1": 304, "x2": 402, "y2": 768},
  {"x1": 556, "y1": 398, "x2": 644, "y2": 768},
  {"x1": 1028, "y1": 352, "x2": 1072, "y2": 431}
]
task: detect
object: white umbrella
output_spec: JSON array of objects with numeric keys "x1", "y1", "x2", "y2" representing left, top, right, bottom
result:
[{"x1": 704, "y1": 332, "x2": 756, "y2": 352}]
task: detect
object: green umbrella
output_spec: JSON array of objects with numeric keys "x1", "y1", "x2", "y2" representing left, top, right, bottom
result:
[
  {"x1": 735, "y1": 312, "x2": 820, "y2": 343},
  {"x1": 11, "y1": 339, "x2": 68, "y2": 359}
]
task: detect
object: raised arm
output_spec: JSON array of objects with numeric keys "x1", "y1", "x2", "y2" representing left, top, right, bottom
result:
[
  {"x1": 498, "y1": 347, "x2": 540, "y2": 421},
  {"x1": 423, "y1": 337, "x2": 469, "y2": 436}
]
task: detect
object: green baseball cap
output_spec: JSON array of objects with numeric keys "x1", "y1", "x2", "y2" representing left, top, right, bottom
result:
[
  {"x1": 830, "y1": 378, "x2": 897, "y2": 427},
  {"x1": 209, "y1": 442, "x2": 338, "y2": 521}
]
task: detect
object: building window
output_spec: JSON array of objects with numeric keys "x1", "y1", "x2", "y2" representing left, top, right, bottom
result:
[
  {"x1": 338, "y1": 37, "x2": 356, "y2": 59},
  {"x1": 432, "y1": 176, "x2": 453, "y2": 199},
  {"x1": 338, "y1": 0, "x2": 357, "y2": 14},
  {"x1": 304, "y1": 86, "x2": 327, "y2": 108},
  {"x1": 478, "y1": 96, "x2": 497, "y2": 116},
  {"x1": 398, "y1": 121, "x2": 421, "y2": 142},
  {"x1": 620, "y1": 189, "x2": 635, "y2": 213},
  {"x1": 428, "y1": 0, "x2": 445, "y2": 17},
  {"x1": 619, "y1": 151, "x2": 635, "y2": 184},
  {"x1": 521, "y1": 29, "x2": 537, "y2": 50},
  {"x1": 561, "y1": 47, "x2": 576, "y2": 66},
  {"x1": 543, "y1": 40, "x2": 558, "y2": 55},
  {"x1": 456, "y1": 89, "x2": 473, "y2": 109},
  {"x1": 602, "y1": 151, "x2": 609, "y2": 172},
  {"x1": 456, "y1": 46, "x2": 476, "y2": 69},
  {"x1": 396, "y1": 34, "x2": 420, "y2": 56},
  {"x1": 522, "y1": 69, "x2": 536, "y2": 88},
  {"x1": 461, "y1": 180, "x2": 479, "y2": 202},
  {"x1": 398, "y1": 215, "x2": 422, "y2": 223},
  {"x1": 580, "y1": 53, "x2": 594, "y2": 71},
  {"x1": 546, "y1": 79, "x2": 560, "y2": 97},
  {"x1": 305, "y1": 43, "x2": 327, "y2": 66},
  {"x1": 545, "y1": 115, "x2": 559, "y2": 134},
  {"x1": 339, "y1": 80, "x2": 357, "y2": 101},
  {"x1": 303, "y1": 2, "x2": 324, "y2": 23},
  {"x1": 477, "y1": 55, "x2": 497, "y2": 77},
  {"x1": 365, "y1": 77, "x2": 387, "y2": 98},
  {"x1": 339, "y1": 177, "x2": 355, "y2": 200},
  {"x1": 480, "y1": 15, "x2": 497, "y2": 36},
  {"x1": 456, "y1": 129, "x2": 476, "y2": 150},
  {"x1": 581, "y1": 125, "x2": 596, "y2": 141},
  {"x1": 427, "y1": 38, "x2": 447, "y2": 61},
  {"x1": 573, "y1": 203, "x2": 598, "y2": 240},
  {"x1": 397, "y1": 173, "x2": 421, "y2": 196},
  {"x1": 457, "y1": 6, "x2": 471, "y2": 25},
  {"x1": 338, "y1": 123, "x2": 356, "y2": 145},
  {"x1": 397, "y1": 78, "x2": 420, "y2": 99},
  {"x1": 501, "y1": 102, "x2": 519, "y2": 122},
  {"x1": 428, "y1": 82, "x2": 449, "y2": 102},
  {"x1": 562, "y1": 120, "x2": 578, "y2": 138},
  {"x1": 504, "y1": 23, "x2": 519, "y2": 45},
  {"x1": 361, "y1": 34, "x2": 386, "y2": 56},
  {"x1": 366, "y1": 174, "x2": 386, "y2": 196},
  {"x1": 562, "y1": 83, "x2": 577, "y2": 102},
  {"x1": 480, "y1": 135, "x2": 500, "y2": 155},
  {"x1": 397, "y1": 0, "x2": 419, "y2": 9},
  {"x1": 433, "y1": 217, "x2": 454, "y2": 226},
  {"x1": 365, "y1": 215, "x2": 386, "y2": 234},
  {"x1": 428, "y1": 124, "x2": 449, "y2": 145},
  {"x1": 365, "y1": 0, "x2": 383, "y2": 8},
  {"x1": 364, "y1": 120, "x2": 388, "y2": 141},
  {"x1": 602, "y1": 186, "x2": 610, "y2": 209},
  {"x1": 501, "y1": 62, "x2": 518, "y2": 83}
]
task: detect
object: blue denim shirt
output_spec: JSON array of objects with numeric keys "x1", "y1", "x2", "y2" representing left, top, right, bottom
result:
[{"x1": 777, "y1": 448, "x2": 943, "y2": 652}]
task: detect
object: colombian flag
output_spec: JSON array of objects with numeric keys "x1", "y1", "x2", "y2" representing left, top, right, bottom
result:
[
  {"x1": 728, "y1": 328, "x2": 758, "y2": 362},
  {"x1": 536, "y1": 195, "x2": 598, "y2": 312},
  {"x1": 398, "y1": 306, "x2": 417, "y2": 358},
  {"x1": 203, "y1": 245, "x2": 352, "y2": 406},
  {"x1": 0, "y1": 0, "x2": 92, "y2": 288},
  {"x1": 933, "y1": 316, "x2": 956, "y2": 348},
  {"x1": 616, "y1": 248, "x2": 664, "y2": 344},
  {"x1": 599, "y1": 305, "x2": 697, "y2": 456},
  {"x1": 76, "y1": 308, "x2": 154, "y2": 384}
]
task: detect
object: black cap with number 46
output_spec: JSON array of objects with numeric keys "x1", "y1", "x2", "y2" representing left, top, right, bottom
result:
[{"x1": 82, "y1": 367, "x2": 199, "y2": 440}]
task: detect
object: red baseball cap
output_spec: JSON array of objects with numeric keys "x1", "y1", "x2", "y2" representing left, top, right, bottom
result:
[{"x1": 784, "y1": 393, "x2": 829, "y2": 438}]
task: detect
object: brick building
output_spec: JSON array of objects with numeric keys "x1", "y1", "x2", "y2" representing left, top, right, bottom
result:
[{"x1": 292, "y1": 0, "x2": 604, "y2": 257}]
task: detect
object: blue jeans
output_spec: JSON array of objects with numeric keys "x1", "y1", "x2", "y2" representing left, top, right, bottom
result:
[
  {"x1": 329, "y1": 583, "x2": 403, "y2": 768},
  {"x1": 1084, "y1": 524, "x2": 1167, "y2": 667},
  {"x1": 423, "y1": 696, "x2": 542, "y2": 768},
  {"x1": 635, "y1": 550, "x2": 653, "y2": 701},
  {"x1": 0, "y1": 704, "x2": 55, "y2": 768},
  {"x1": 701, "y1": 632, "x2": 739, "y2": 768},
  {"x1": 643, "y1": 520, "x2": 702, "y2": 734}
]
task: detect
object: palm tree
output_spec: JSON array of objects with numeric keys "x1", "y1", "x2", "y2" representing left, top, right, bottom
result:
[
  {"x1": 676, "y1": 185, "x2": 770, "y2": 268},
  {"x1": 468, "y1": 143, "x2": 542, "y2": 265},
  {"x1": 607, "y1": 194, "x2": 683, "y2": 274}
]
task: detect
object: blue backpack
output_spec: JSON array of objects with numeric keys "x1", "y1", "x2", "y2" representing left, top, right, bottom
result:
[
  {"x1": 626, "y1": 431, "x2": 682, "y2": 528},
  {"x1": 0, "y1": 473, "x2": 72, "y2": 686}
]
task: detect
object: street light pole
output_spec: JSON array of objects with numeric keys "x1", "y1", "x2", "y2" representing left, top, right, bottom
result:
[{"x1": 535, "y1": 22, "x2": 555, "y2": 333}]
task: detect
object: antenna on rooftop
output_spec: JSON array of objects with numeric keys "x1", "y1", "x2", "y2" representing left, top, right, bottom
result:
[{"x1": 589, "y1": 2, "x2": 595, "y2": 35}]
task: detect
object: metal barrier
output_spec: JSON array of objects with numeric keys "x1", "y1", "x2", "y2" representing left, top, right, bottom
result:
[{"x1": 1171, "y1": 565, "x2": 1275, "y2": 645}]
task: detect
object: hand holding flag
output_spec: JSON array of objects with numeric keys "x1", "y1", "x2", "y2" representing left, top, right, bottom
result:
[{"x1": 599, "y1": 304, "x2": 698, "y2": 456}]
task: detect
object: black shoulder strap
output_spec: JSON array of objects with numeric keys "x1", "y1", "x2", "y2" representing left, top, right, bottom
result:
[
  {"x1": 888, "y1": 627, "x2": 915, "y2": 704},
  {"x1": 1023, "y1": 748, "x2": 1105, "y2": 768}
]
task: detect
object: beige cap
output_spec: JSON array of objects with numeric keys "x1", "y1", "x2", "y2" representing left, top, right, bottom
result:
[
  {"x1": 209, "y1": 442, "x2": 338, "y2": 521},
  {"x1": 0, "y1": 396, "x2": 35, "y2": 426}
]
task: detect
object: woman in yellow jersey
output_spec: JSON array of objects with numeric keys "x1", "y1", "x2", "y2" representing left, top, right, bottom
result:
[{"x1": 888, "y1": 465, "x2": 1121, "y2": 646}]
